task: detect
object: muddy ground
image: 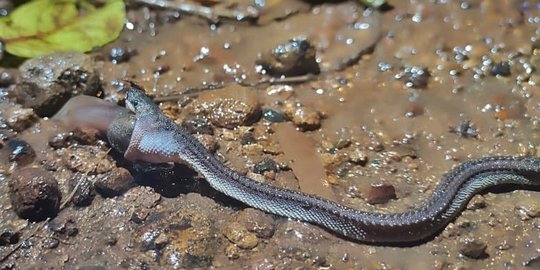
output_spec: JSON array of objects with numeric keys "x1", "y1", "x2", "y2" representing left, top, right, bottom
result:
[{"x1": 1, "y1": 0, "x2": 540, "y2": 269}]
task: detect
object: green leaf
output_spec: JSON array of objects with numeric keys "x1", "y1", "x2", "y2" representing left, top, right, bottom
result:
[
  {"x1": 0, "y1": 0, "x2": 126, "y2": 58},
  {"x1": 359, "y1": 0, "x2": 387, "y2": 8}
]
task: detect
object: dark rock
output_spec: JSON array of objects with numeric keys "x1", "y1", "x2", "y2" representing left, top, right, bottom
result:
[
  {"x1": 13, "y1": 52, "x2": 100, "y2": 117},
  {"x1": 523, "y1": 255, "x2": 540, "y2": 268},
  {"x1": 395, "y1": 66, "x2": 430, "y2": 88},
  {"x1": 449, "y1": 120, "x2": 478, "y2": 138},
  {"x1": 95, "y1": 167, "x2": 135, "y2": 197},
  {"x1": 262, "y1": 108, "x2": 287, "y2": 123},
  {"x1": 68, "y1": 173, "x2": 95, "y2": 207},
  {"x1": 9, "y1": 167, "x2": 62, "y2": 221},
  {"x1": 256, "y1": 38, "x2": 320, "y2": 77},
  {"x1": 0, "y1": 228, "x2": 20, "y2": 246},
  {"x1": 41, "y1": 238, "x2": 59, "y2": 249},
  {"x1": 460, "y1": 239, "x2": 489, "y2": 259},
  {"x1": 108, "y1": 47, "x2": 135, "y2": 64},
  {"x1": 0, "y1": 68, "x2": 18, "y2": 87},
  {"x1": 363, "y1": 181, "x2": 397, "y2": 204},
  {"x1": 240, "y1": 132, "x2": 256, "y2": 145},
  {"x1": 6, "y1": 138, "x2": 35, "y2": 166},
  {"x1": 181, "y1": 117, "x2": 214, "y2": 135},
  {"x1": 253, "y1": 158, "x2": 278, "y2": 174},
  {"x1": 491, "y1": 61, "x2": 511, "y2": 77}
]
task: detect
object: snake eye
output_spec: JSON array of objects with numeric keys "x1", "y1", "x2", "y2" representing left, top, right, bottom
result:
[{"x1": 126, "y1": 99, "x2": 138, "y2": 112}]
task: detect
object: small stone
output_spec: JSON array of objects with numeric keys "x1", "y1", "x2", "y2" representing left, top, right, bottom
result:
[
  {"x1": 0, "y1": 68, "x2": 18, "y2": 87},
  {"x1": 235, "y1": 208, "x2": 276, "y2": 239},
  {"x1": 449, "y1": 120, "x2": 478, "y2": 138},
  {"x1": 459, "y1": 239, "x2": 488, "y2": 259},
  {"x1": 395, "y1": 66, "x2": 430, "y2": 88},
  {"x1": 154, "y1": 233, "x2": 169, "y2": 249},
  {"x1": 63, "y1": 145, "x2": 113, "y2": 174},
  {"x1": 223, "y1": 222, "x2": 258, "y2": 249},
  {"x1": 240, "y1": 132, "x2": 256, "y2": 145},
  {"x1": 256, "y1": 37, "x2": 320, "y2": 77},
  {"x1": 491, "y1": 61, "x2": 511, "y2": 77},
  {"x1": 14, "y1": 52, "x2": 100, "y2": 117},
  {"x1": 225, "y1": 244, "x2": 240, "y2": 259},
  {"x1": 131, "y1": 208, "x2": 150, "y2": 224},
  {"x1": 68, "y1": 173, "x2": 95, "y2": 207},
  {"x1": 3, "y1": 104, "x2": 38, "y2": 132},
  {"x1": 95, "y1": 167, "x2": 135, "y2": 197},
  {"x1": 108, "y1": 47, "x2": 135, "y2": 63},
  {"x1": 262, "y1": 108, "x2": 287, "y2": 123},
  {"x1": 42, "y1": 238, "x2": 59, "y2": 249},
  {"x1": 0, "y1": 228, "x2": 20, "y2": 246},
  {"x1": 348, "y1": 149, "x2": 368, "y2": 166},
  {"x1": 466, "y1": 196, "x2": 486, "y2": 210},
  {"x1": 9, "y1": 167, "x2": 62, "y2": 221},
  {"x1": 195, "y1": 134, "x2": 218, "y2": 153},
  {"x1": 186, "y1": 85, "x2": 261, "y2": 129},
  {"x1": 6, "y1": 138, "x2": 35, "y2": 166},
  {"x1": 363, "y1": 181, "x2": 397, "y2": 205},
  {"x1": 285, "y1": 104, "x2": 321, "y2": 131},
  {"x1": 181, "y1": 117, "x2": 214, "y2": 135},
  {"x1": 253, "y1": 158, "x2": 278, "y2": 174}
]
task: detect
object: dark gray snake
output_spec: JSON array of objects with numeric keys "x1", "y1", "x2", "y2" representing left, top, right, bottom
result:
[{"x1": 103, "y1": 84, "x2": 540, "y2": 244}]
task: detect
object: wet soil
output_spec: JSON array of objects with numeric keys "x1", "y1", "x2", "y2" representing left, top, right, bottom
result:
[{"x1": 1, "y1": 0, "x2": 540, "y2": 269}]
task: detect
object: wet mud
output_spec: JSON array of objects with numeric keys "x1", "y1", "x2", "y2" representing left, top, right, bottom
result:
[{"x1": 1, "y1": 0, "x2": 540, "y2": 269}]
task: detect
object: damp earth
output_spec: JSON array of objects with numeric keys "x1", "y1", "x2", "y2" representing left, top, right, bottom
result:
[{"x1": 1, "y1": 0, "x2": 540, "y2": 269}]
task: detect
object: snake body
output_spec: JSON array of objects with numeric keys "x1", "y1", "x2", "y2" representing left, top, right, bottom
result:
[{"x1": 109, "y1": 85, "x2": 540, "y2": 243}]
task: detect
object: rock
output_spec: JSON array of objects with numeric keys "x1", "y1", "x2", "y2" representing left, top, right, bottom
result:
[
  {"x1": 9, "y1": 167, "x2": 62, "y2": 221},
  {"x1": 3, "y1": 104, "x2": 38, "y2": 132},
  {"x1": 284, "y1": 103, "x2": 321, "y2": 131},
  {"x1": 348, "y1": 148, "x2": 368, "y2": 166},
  {"x1": 13, "y1": 52, "x2": 100, "y2": 117},
  {"x1": 68, "y1": 173, "x2": 96, "y2": 207},
  {"x1": 459, "y1": 239, "x2": 488, "y2": 259},
  {"x1": 223, "y1": 222, "x2": 258, "y2": 249},
  {"x1": 185, "y1": 85, "x2": 261, "y2": 129},
  {"x1": 253, "y1": 158, "x2": 278, "y2": 174},
  {"x1": 181, "y1": 117, "x2": 214, "y2": 135},
  {"x1": 194, "y1": 134, "x2": 218, "y2": 153},
  {"x1": 449, "y1": 120, "x2": 478, "y2": 138},
  {"x1": 6, "y1": 138, "x2": 36, "y2": 166},
  {"x1": 363, "y1": 181, "x2": 397, "y2": 205},
  {"x1": 395, "y1": 66, "x2": 430, "y2": 89},
  {"x1": 0, "y1": 68, "x2": 18, "y2": 88},
  {"x1": 108, "y1": 47, "x2": 136, "y2": 64},
  {"x1": 0, "y1": 228, "x2": 20, "y2": 246},
  {"x1": 225, "y1": 244, "x2": 240, "y2": 259},
  {"x1": 256, "y1": 38, "x2": 320, "y2": 77},
  {"x1": 262, "y1": 108, "x2": 287, "y2": 123},
  {"x1": 240, "y1": 132, "x2": 256, "y2": 145},
  {"x1": 95, "y1": 167, "x2": 135, "y2": 197},
  {"x1": 491, "y1": 61, "x2": 511, "y2": 77},
  {"x1": 62, "y1": 145, "x2": 113, "y2": 174},
  {"x1": 235, "y1": 208, "x2": 276, "y2": 239}
]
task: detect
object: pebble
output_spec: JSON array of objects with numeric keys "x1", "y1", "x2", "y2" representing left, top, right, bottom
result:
[
  {"x1": 194, "y1": 134, "x2": 218, "y2": 153},
  {"x1": 459, "y1": 239, "x2": 488, "y2": 259},
  {"x1": 253, "y1": 158, "x2": 278, "y2": 174},
  {"x1": 225, "y1": 244, "x2": 240, "y2": 259},
  {"x1": 63, "y1": 145, "x2": 113, "y2": 174},
  {"x1": 0, "y1": 228, "x2": 20, "y2": 246},
  {"x1": 235, "y1": 208, "x2": 276, "y2": 239},
  {"x1": 256, "y1": 37, "x2": 320, "y2": 76},
  {"x1": 449, "y1": 120, "x2": 478, "y2": 138},
  {"x1": 491, "y1": 61, "x2": 511, "y2": 77},
  {"x1": 181, "y1": 117, "x2": 214, "y2": 135},
  {"x1": 348, "y1": 148, "x2": 368, "y2": 166},
  {"x1": 108, "y1": 47, "x2": 136, "y2": 64},
  {"x1": 395, "y1": 66, "x2": 430, "y2": 88},
  {"x1": 6, "y1": 138, "x2": 35, "y2": 166},
  {"x1": 13, "y1": 52, "x2": 100, "y2": 116},
  {"x1": 0, "y1": 68, "x2": 18, "y2": 88},
  {"x1": 94, "y1": 167, "x2": 135, "y2": 197},
  {"x1": 262, "y1": 108, "x2": 287, "y2": 122},
  {"x1": 222, "y1": 222, "x2": 259, "y2": 249},
  {"x1": 3, "y1": 104, "x2": 38, "y2": 132},
  {"x1": 363, "y1": 181, "x2": 397, "y2": 205},
  {"x1": 186, "y1": 85, "x2": 261, "y2": 129},
  {"x1": 68, "y1": 173, "x2": 96, "y2": 207},
  {"x1": 284, "y1": 103, "x2": 321, "y2": 131},
  {"x1": 8, "y1": 167, "x2": 62, "y2": 221}
]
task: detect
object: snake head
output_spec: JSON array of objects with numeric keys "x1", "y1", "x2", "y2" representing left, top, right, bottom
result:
[{"x1": 124, "y1": 81, "x2": 160, "y2": 115}]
